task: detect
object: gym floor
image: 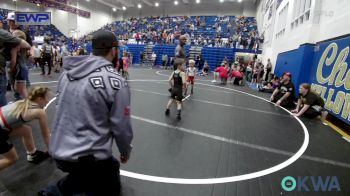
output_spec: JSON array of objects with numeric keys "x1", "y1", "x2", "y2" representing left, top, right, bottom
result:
[{"x1": 1, "y1": 67, "x2": 350, "y2": 196}]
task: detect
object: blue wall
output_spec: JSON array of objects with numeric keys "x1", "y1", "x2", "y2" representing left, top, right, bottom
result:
[
  {"x1": 126, "y1": 44, "x2": 261, "y2": 70},
  {"x1": 275, "y1": 44, "x2": 315, "y2": 95},
  {"x1": 274, "y1": 35, "x2": 350, "y2": 125}
]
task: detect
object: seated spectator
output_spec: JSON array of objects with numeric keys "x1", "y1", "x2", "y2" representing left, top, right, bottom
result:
[
  {"x1": 230, "y1": 67, "x2": 244, "y2": 85},
  {"x1": 202, "y1": 61, "x2": 210, "y2": 76},
  {"x1": 292, "y1": 83, "x2": 328, "y2": 120},
  {"x1": 214, "y1": 63, "x2": 229, "y2": 85},
  {"x1": 259, "y1": 75, "x2": 279, "y2": 93},
  {"x1": 271, "y1": 75, "x2": 280, "y2": 88},
  {"x1": 258, "y1": 82, "x2": 274, "y2": 93},
  {"x1": 270, "y1": 72, "x2": 295, "y2": 108}
]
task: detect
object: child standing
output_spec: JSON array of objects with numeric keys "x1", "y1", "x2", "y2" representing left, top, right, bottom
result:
[
  {"x1": 185, "y1": 60, "x2": 197, "y2": 95},
  {"x1": 165, "y1": 59, "x2": 187, "y2": 120},
  {"x1": 122, "y1": 52, "x2": 129, "y2": 79}
]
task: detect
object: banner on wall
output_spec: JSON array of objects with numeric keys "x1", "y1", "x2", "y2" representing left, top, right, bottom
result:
[
  {"x1": 310, "y1": 38, "x2": 350, "y2": 125},
  {"x1": 15, "y1": 12, "x2": 51, "y2": 25}
]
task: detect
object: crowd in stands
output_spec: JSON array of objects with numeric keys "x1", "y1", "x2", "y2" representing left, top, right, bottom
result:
[{"x1": 80, "y1": 15, "x2": 263, "y2": 50}]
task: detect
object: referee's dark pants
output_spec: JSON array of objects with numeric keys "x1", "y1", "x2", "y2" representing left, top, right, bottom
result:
[{"x1": 55, "y1": 156, "x2": 121, "y2": 196}]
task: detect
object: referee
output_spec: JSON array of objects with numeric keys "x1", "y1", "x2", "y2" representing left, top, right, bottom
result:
[{"x1": 48, "y1": 30, "x2": 133, "y2": 195}]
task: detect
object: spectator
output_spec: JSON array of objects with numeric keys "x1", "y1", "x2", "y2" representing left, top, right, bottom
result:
[
  {"x1": 265, "y1": 58, "x2": 272, "y2": 81},
  {"x1": 118, "y1": 40, "x2": 128, "y2": 72},
  {"x1": 202, "y1": 61, "x2": 210, "y2": 76},
  {"x1": 32, "y1": 44, "x2": 41, "y2": 68},
  {"x1": 59, "y1": 43, "x2": 69, "y2": 72},
  {"x1": 41, "y1": 37, "x2": 53, "y2": 76},
  {"x1": 245, "y1": 64, "x2": 252, "y2": 82},
  {"x1": 214, "y1": 63, "x2": 229, "y2": 85},
  {"x1": 6, "y1": 12, "x2": 32, "y2": 46},
  {"x1": 122, "y1": 52, "x2": 129, "y2": 78},
  {"x1": 198, "y1": 55, "x2": 205, "y2": 71},
  {"x1": 230, "y1": 67, "x2": 244, "y2": 85},
  {"x1": 151, "y1": 52, "x2": 157, "y2": 66},
  {"x1": 292, "y1": 83, "x2": 328, "y2": 119},
  {"x1": 12, "y1": 30, "x2": 30, "y2": 99},
  {"x1": 270, "y1": 72, "x2": 296, "y2": 108},
  {"x1": 162, "y1": 54, "x2": 168, "y2": 69}
]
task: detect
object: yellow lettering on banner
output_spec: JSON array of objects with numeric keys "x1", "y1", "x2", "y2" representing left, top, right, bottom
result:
[
  {"x1": 311, "y1": 84, "x2": 317, "y2": 92},
  {"x1": 316, "y1": 43, "x2": 350, "y2": 90},
  {"x1": 341, "y1": 94, "x2": 350, "y2": 121},
  {"x1": 328, "y1": 47, "x2": 349, "y2": 89},
  {"x1": 317, "y1": 43, "x2": 338, "y2": 84},
  {"x1": 325, "y1": 88, "x2": 335, "y2": 110},
  {"x1": 320, "y1": 86, "x2": 327, "y2": 99},
  {"x1": 332, "y1": 91, "x2": 346, "y2": 115}
]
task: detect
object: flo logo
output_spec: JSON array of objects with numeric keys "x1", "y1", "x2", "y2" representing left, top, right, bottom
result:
[{"x1": 281, "y1": 176, "x2": 341, "y2": 192}]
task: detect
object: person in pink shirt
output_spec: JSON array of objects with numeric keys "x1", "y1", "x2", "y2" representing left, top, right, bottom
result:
[
  {"x1": 122, "y1": 52, "x2": 129, "y2": 79},
  {"x1": 215, "y1": 64, "x2": 229, "y2": 85},
  {"x1": 230, "y1": 67, "x2": 244, "y2": 85}
]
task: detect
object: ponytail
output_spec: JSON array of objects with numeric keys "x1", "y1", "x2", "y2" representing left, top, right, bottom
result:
[
  {"x1": 11, "y1": 86, "x2": 50, "y2": 118},
  {"x1": 12, "y1": 99, "x2": 31, "y2": 119}
]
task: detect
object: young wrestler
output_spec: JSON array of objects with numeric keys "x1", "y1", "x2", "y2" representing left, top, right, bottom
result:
[
  {"x1": 165, "y1": 59, "x2": 187, "y2": 120},
  {"x1": 0, "y1": 86, "x2": 51, "y2": 171},
  {"x1": 185, "y1": 60, "x2": 197, "y2": 95}
]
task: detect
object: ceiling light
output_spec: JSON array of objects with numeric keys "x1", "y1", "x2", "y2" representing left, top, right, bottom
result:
[
  {"x1": 196, "y1": 0, "x2": 200, "y2": 3},
  {"x1": 86, "y1": 0, "x2": 90, "y2": 2},
  {"x1": 37, "y1": 3, "x2": 40, "y2": 6},
  {"x1": 174, "y1": 1, "x2": 178, "y2": 5},
  {"x1": 238, "y1": 0, "x2": 242, "y2": 2},
  {"x1": 220, "y1": 0, "x2": 224, "y2": 2},
  {"x1": 112, "y1": 7, "x2": 116, "y2": 11},
  {"x1": 122, "y1": 6, "x2": 126, "y2": 10},
  {"x1": 138, "y1": 3, "x2": 142, "y2": 8},
  {"x1": 155, "y1": 2, "x2": 159, "y2": 7}
]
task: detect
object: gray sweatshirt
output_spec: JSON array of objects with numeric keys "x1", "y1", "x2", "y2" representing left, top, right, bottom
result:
[{"x1": 49, "y1": 55, "x2": 133, "y2": 161}]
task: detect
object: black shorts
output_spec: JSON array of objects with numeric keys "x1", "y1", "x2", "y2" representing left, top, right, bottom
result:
[
  {"x1": 0, "y1": 127, "x2": 13, "y2": 154},
  {"x1": 171, "y1": 88, "x2": 183, "y2": 102}
]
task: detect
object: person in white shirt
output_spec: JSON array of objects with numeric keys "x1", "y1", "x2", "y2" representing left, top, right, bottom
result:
[
  {"x1": 185, "y1": 60, "x2": 197, "y2": 95},
  {"x1": 151, "y1": 52, "x2": 157, "y2": 66},
  {"x1": 32, "y1": 44, "x2": 41, "y2": 68}
]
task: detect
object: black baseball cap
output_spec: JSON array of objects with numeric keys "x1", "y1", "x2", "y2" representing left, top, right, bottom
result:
[{"x1": 92, "y1": 30, "x2": 118, "y2": 49}]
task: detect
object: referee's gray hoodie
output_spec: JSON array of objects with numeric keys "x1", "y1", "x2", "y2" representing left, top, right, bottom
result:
[{"x1": 49, "y1": 55, "x2": 133, "y2": 161}]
